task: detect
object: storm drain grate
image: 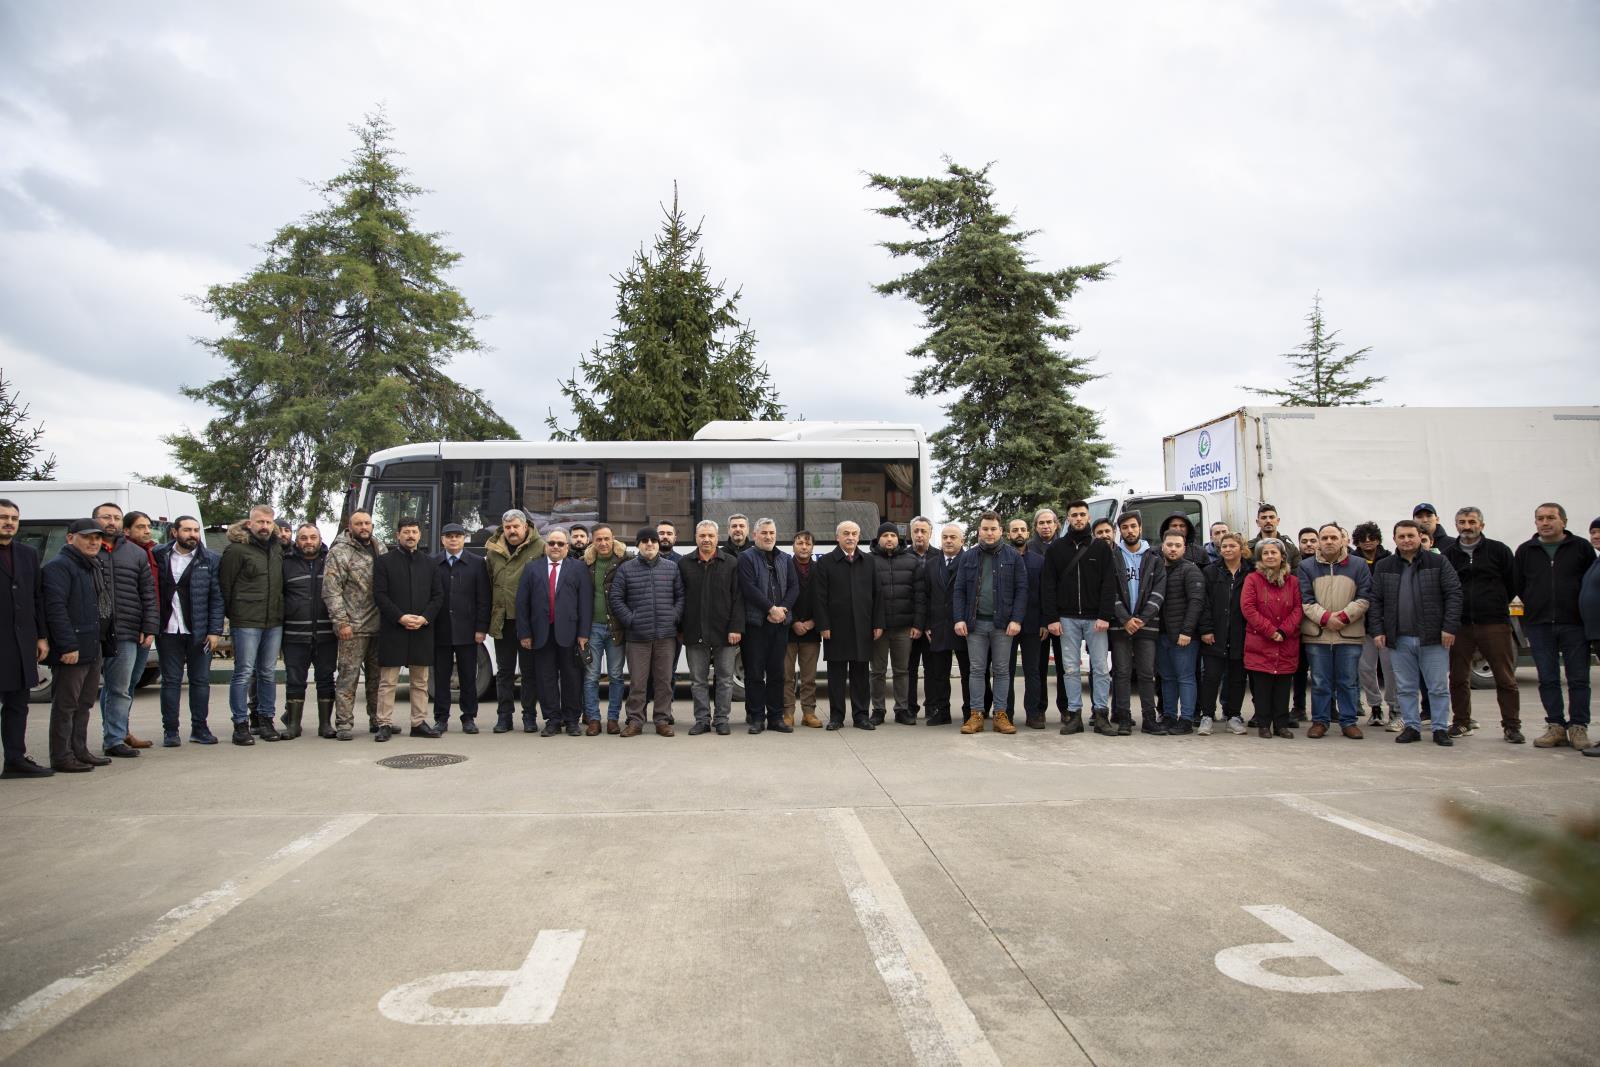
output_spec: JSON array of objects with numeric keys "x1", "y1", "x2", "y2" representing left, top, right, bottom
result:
[{"x1": 376, "y1": 753, "x2": 468, "y2": 770}]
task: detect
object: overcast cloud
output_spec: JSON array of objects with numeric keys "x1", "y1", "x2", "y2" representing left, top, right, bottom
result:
[{"x1": 2, "y1": 0, "x2": 1596, "y2": 505}]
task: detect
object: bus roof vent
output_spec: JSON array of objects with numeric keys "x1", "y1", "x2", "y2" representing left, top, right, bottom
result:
[{"x1": 692, "y1": 420, "x2": 923, "y2": 443}]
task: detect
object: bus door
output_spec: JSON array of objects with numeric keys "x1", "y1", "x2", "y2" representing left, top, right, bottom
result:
[{"x1": 369, "y1": 484, "x2": 438, "y2": 552}]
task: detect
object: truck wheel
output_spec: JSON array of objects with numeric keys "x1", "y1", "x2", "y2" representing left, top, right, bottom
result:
[
  {"x1": 29, "y1": 666, "x2": 53, "y2": 704},
  {"x1": 1468, "y1": 653, "x2": 1494, "y2": 690}
]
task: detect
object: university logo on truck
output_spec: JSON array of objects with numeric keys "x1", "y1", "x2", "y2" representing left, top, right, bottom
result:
[{"x1": 1177, "y1": 419, "x2": 1237, "y2": 493}]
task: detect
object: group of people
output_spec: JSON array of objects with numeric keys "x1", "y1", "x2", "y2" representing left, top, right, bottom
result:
[{"x1": 2, "y1": 494, "x2": 1597, "y2": 779}]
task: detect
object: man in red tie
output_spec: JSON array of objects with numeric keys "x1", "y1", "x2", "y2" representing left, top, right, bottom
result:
[{"x1": 516, "y1": 530, "x2": 593, "y2": 737}]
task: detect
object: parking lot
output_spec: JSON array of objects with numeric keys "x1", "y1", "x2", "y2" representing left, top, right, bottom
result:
[{"x1": 1, "y1": 668, "x2": 1597, "y2": 1066}]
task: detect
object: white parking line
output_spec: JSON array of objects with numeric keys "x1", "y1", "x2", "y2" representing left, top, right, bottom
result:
[
  {"x1": 1275, "y1": 794, "x2": 1536, "y2": 895},
  {"x1": 0, "y1": 814, "x2": 373, "y2": 1062},
  {"x1": 821, "y1": 808, "x2": 1002, "y2": 1067}
]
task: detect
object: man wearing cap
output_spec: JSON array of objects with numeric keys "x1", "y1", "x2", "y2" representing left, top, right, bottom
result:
[
  {"x1": 608, "y1": 528, "x2": 682, "y2": 737},
  {"x1": 42, "y1": 520, "x2": 113, "y2": 772},
  {"x1": 517, "y1": 527, "x2": 592, "y2": 737},
  {"x1": 433, "y1": 523, "x2": 491, "y2": 733},
  {"x1": 0, "y1": 498, "x2": 50, "y2": 778},
  {"x1": 868, "y1": 521, "x2": 924, "y2": 726},
  {"x1": 1412, "y1": 503, "x2": 1456, "y2": 553}
]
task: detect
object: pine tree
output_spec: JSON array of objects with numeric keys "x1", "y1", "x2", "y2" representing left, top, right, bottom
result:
[
  {"x1": 1249, "y1": 293, "x2": 1383, "y2": 406},
  {"x1": 546, "y1": 187, "x2": 784, "y2": 441},
  {"x1": 0, "y1": 370, "x2": 56, "y2": 481},
  {"x1": 167, "y1": 112, "x2": 514, "y2": 522},
  {"x1": 869, "y1": 160, "x2": 1111, "y2": 520}
]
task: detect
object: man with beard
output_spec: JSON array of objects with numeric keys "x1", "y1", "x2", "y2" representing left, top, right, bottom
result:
[
  {"x1": 1026, "y1": 508, "x2": 1072, "y2": 723},
  {"x1": 484, "y1": 510, "x2": 544, "y2": 733},
  {"x1": 655, "y1": 521, "x2": 677, "y2": 555},
  {"x1": 722, "y1": 514, "x2": 751, "y2": 558},
  {"x1": 868, "y1": 521, "x2": 923, "y2": 725},
  {"x1": 93, "y1": 503, "x2": 157, "y2": 755},
  {"x1": 680, "y1": 520, "x2": 743, "y2": 736},
  {"x1": 1003, "y1": 517, "x2": 1046, "y2": 727},
  {"x1": 278, "y1": 522, "x2": 337, "y2": 739},
  {"x1": 220, "y1": 505, "x2": 285, "y2": 747},
  {"x1": 784, "y1": 531, "x2": 823, "y2": 728},
  {"x1": 1412, "y1": 503, "x2": 1456, "y2": 554},
  {"x1": 373, "y1": 518, "x2": 444, "y2": 741},
  {"x1": 815, "y1": 521, "x2": 882, "y2": 730},
  {"x1": 1109, "y1": 512, "x2": 1165, "y2": 735},
  {"x1": 0, "y1": 499, "x2": 49, "y2": 777},
  {"x1": 1042, "y1": 501, "x2": 1117, "y2": 736},
  {"x1": 324, "y1": 510, "x2": 388, "y2": 741},
  {"x1": 1442, "y1": 507, "x2": 1521, "y2": 742},
  {"x1": 738, "y1": 519, "x2": 796, "y2": 733},
  {"x1": 1249, "y1": 504, "x2": 1301, "y2": 571},
  {"x1": 953, "y1": 512, "x2": 1027, "y2": 734},
  {"x1": 568, "y1": 524, "x2": 590, "y2": 555},
  {"x1": 153, "y1": 515, "x2": 223, "y2": 746}
]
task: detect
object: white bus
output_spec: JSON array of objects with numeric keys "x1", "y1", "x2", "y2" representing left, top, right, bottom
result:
[{"x1": 348, "y1": 421, "x2": 933, "y2": 551}]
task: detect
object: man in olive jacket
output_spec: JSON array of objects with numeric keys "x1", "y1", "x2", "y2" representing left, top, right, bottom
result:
[
  {"x1": 373, "y1": 517, "x2": 444, "y2": 741},
  {"x1": 219, "y1": 505, "x2": 285, "y2": 747},
  {"x1": 484, "y1": 509, "x2": 544, "y2": 733},
  {"x1": 323, "y1": 510, "x2": 386, "y2": 740}
]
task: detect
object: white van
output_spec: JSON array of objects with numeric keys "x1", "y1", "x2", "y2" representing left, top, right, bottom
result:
[{"x1": 0, "y1": 481, "x2": 204, "y2": 701}]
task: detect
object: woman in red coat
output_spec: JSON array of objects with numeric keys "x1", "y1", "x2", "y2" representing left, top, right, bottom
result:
[{"x1": 1241, "y1": 539, "x2": 1302, "y2": 739}]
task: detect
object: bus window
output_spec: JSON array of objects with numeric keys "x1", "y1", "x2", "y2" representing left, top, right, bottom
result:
[
  {"x1": 443, "y1": 460, "x2": 515, "y2": 545},
  {"x1": 16, "y1": 522, "x2": 67, "y2": 563},
  {"x1": 370, "y1": 486, "x2": 435, "y2": 549},
  {"x1": 701, "y1": 462, "x2": 798, "y2": 538},
  {"x1": 801, "y1": 461, "x2": 917, "y2": 536},
  {"x1": 521, "y1": 463, "x2": 598, "y2": 534},
  {"x1": 604, "y1": 462, "x2": 695, "y2": 536}
]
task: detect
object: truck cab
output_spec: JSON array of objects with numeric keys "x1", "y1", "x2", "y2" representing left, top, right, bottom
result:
[{"x1": 1088, "y1": 493, "x2": 1215, "y2": 540}]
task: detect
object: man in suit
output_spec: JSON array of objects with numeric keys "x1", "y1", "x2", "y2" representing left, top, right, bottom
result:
[
  {"x1": 372, "y1": 517, "x2": 444, "y2": 742},
  {"x1": 920, "y1": 523, "x2": 966, "y2": 726},
  {"x1": 0, "y1": 498, "x2": 50, "y2": 778},
  {"x1": 153, "y1": 515, "x2": 224, "y2": 746},
  {"x1": 814, "y1": 520, "x2": 882, "y2": 730},
  {"x1": 433, "y1": 522, "x2": 491, "y2": 734},
  {"x1": 517, "y1": 527, "x2": 593, "y2": 737}
]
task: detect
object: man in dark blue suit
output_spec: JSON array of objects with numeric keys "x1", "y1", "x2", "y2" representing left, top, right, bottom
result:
[
  {"x1": 433, "y1": 522, "x2": 491, "y2": 734},
  {"x1": 516, "y1": 528, "x2": 593, "y2": 737},
  {"x1": 0, "y1": 498, "x2": 50, "y2": 778}
]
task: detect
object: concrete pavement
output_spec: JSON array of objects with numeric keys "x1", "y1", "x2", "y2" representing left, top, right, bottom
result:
[{"x1": 1, "y1": 669, "x2": 1596, "y2": 1066}]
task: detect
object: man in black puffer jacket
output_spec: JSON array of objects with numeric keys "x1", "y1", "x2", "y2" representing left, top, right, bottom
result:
[
  {"x1": 281, "y1": 523, "x2": 337, "y2": 739},
  {"x1": 609, "y1": 529, "x2": 684, "y2": 737},
  {"x1": 1041, "y1": 502, "x2": 1118, "y2": 736},
  {"x1": 869, "y1": 522, "x2": 926, "y2": 726},
  {"x1": 1513, "y1": 502, "x2": 1597, "y2": 750},
  {"x1": 1156, "y1": 530, "x2": 1206, "y2": 733},
  {"x1": 1369, "y1": 520, "x2": 1462, "y2": 747}
]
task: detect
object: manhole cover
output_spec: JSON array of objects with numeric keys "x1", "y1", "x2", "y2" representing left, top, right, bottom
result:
[{"x1": 376, "y1": 753, "x2": 468, "y2": 770}]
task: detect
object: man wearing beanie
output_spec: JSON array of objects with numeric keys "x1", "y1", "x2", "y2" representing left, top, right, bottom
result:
[{"x1": 608, "y1": 528, "x2": 683, "y2": 737}]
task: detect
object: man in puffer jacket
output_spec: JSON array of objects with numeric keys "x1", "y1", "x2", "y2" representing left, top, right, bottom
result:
[
  {"x1": 1369, "y1": 520, "x2": 1462, "y2": 747},
  {"x1": 1109, "y1": 512, "x2": 1166, "y2": 735},
  {"x1": 1298, "y1": 523, "x2": 1372, "y2": 740},
  {"x1": 92, "y1": 503, "x2": 158, "y2": 757},
  {"x1": 868, "y1": 522, "x2": 926, "y2": 726},
  {"x1": 218, "y1": 506, "x2": 285, "y2": 747},
  {"x1": 1156, "y1": 530, "x2": 1205, "y2": 733},
  {"x1": 608, "y1": 529, "x2": 684, "y2": 737}
]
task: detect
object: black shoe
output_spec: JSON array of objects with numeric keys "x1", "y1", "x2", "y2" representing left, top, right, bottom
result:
[
  {"x1": 493, "y1": 716, "x2": 511, "y2": 734},
  {"x1": 411, "y1": 722, "x2": 442, "y2": 738},
  {"x1": 189, "y1": 727, "x2": 219, "y2": 745},
  {"x1": 1394, "y1": 726, "x2": 1421, "y2": 743},
  {"x1": 162, "y1": 731, "x2": 181, "y2": 748},
  {"x1": 925, "y1": 711, "x2": 952, "y2": 726},
  {"x1": 434, "y1": 718, "x2": 449, "y2": 733},
  {"x1": 1141, "y1": 719, "x2": 1168, "y2": 736},
  {"x1": 854, "y1": 719, "x2": 875, "y2": 731},
  {"x1": 869, "y1": 710, "x2": 886, "y2": 725},
  {"x1": 233, "y1": 723, "x2": 255, "y2": 746},
  {"x1": 462, "y1": 718, "x2": 479, "y2": 735},
  {"x1": 1168, "y1": 719, "x2": 1194, "y2": 736},
  {"x1": 1258, "y1": 724, "x2": 1272, "y2": 738},
  {"x1": 1433, "y1": 729, "x2": 1454, "y2": 747},
  {"x1": 1, "y1": 757, "x2": 54, "y2": 779},
  {"x1": 748, "y1": 723, "x2": 765, "y2": 735},
  {"x1": 369, "y1": 719, "x2": 380, "y2": 734},
  {"x1": 523, "y1": 720, "x2": 539, "y2": 734},
  {"x1": 893, "y1": 711, "x2": 915, "y2": 725},
  {"x1": 1505, "y1": 728, "x2": 1526, "y2": 744},
  {"x1": 769, "y1": 721, "x2": 794, "y2": 733},
  {"x1": 1062, "y1": 712, "x2": 1086, "y2": 735},
  {"x1": 689, "y1": 722, "x2": 711, "y2": 735},
  {"x1": 105, "y1": 742, "x2": 139, "y2": 758},
  {"x1": 540, "y1": 721, "x2": 562, "y2": 737},
  {"x1": 257, "y1": 719, "x2": 281, "y2": 742},
  {"x1": 565, "y1": 723, "x2": 582, "y2": 737},
  {"x1": 76, "y1": 751, "x2": 111, "y2": 766},
  {"x1": 1273, "y1": 724, "x2": 1295, "y2": 739},
  {"x1": 375, "y1": 724, "x2": 393, "y2": 742},
  {"x1": 1115, "y1": 720, "x2": 1132, "y2": 736},
  {"x1": 715, "y1": 723, "x2": 731, "y2": 735},
  {"x1": 666, "y1": 714, "x2": 676, "y2": 725}
]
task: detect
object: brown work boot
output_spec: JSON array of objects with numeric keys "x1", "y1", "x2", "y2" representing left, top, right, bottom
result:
[
  {"x1": 1342, "y1": 724, "x2": 1364, "y2": 739},
  {"x1": 1534, "y1": 724, "x2": 1570, "y2": 748},
  {"x1": 606, "y1": 720, "x2": 620, "y2": 735},
  {"x1": 124, "y1": 733, "x2": 153, "y2": 749},
  {"x1": 960, "y1": 712, "x2": 984, "y2": 734},
  {"x1": 655, "y1": 722, "x2": 674, "y2": 737},
  {"x1": 585, "y1": 720, "x2": 600, "y2": 737},
  {"x1": 994, "y1": 710, "x2": 1017, "y2": 735},
  {"x1": 620, "y1": 722, "x2": 641, "y2": 737},
  {"x1": 1568, "y1": 725, "x2": 1591, "y2": 750},
  {"x1": 783, "y1": 712, "x2": 794, "y2": 728},
  {"x1": 801, "y1": 712, "x2": 823, "y2": 728},
  {"x1": 1307, "y1": 722, "x2": 1328, "y2": 739}
]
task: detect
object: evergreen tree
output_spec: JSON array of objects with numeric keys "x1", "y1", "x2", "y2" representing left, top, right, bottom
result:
[
  {"x1": 870, "y1": 160, "x2": 1111, "y2": 520},
  {"x1": 0, "y1": 370, "x2": 56, "y2": 480},
  {"x1": 547, "y1": 187, "x2": 784, "y2": 441},
  {"x1": 167, "y1": 112, "x2": 514, "y2": 521},
  {"x1": 1249, "y1": 293, "x2": 1383, "y2": 406}
]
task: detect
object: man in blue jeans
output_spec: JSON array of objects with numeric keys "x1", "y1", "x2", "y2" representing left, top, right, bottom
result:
[
  {"x1": 1299, "y1": 523, "x2": 1373, "y2": 740},
  {"x1": 1041, "y1": 501, "x2": 1117, "y2": 736},
  {"x1": 218, "y1": 505, "x2": 285, "y2": 747},
  {"x1": 93, "y1": 502, "x2": 158, "y2": 758},
  {"x1": 1155, "y1": 531, "x2": 1205, "y2": 734},
  {"x1": 1513, "y1": 502, "x2": 1596, "y2": 750},
  {"x1": 153, "y1": 516, "x2": 224, "y2": 745},
  {"x1": 953, "y1": 512, "x2": 1027, "y2": 735},
  {"x1": 582, "y1": 524, "x2": 629, "y2": 731},
  {"x1": 1368, "y1": 520, "x2": 1462, "y2": 747}
]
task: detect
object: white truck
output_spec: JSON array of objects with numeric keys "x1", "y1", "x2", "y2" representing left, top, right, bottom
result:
[
  {"x1": 1090, "y1": 405, "x2": 1600, "y2": 546},
  {"x1": 0, "y1": 480, "x2": 204, "y2": 701}
]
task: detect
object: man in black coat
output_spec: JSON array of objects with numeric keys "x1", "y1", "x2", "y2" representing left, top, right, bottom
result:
[
  {"x1": 1513, "y1": 502, "x2": 1597, "y2": 750},
  {"x1": 813, "y1": 520, "x2": 883, "y2": 730},
  {"x1": 43, "y1": 520, "x2": 111, "y2": 773},
  {"x1": 280, "y1": 523, "x2": 336, "y2": 739},
  {"x1": 432, "y1": 522, "x2": 491, "y2": 734},
  {"x1": 1369, "y1": 520, "x2": 1463, "y2": 747},
  {"x1": 0, "y1": 498, "x2": 50, "y2": 777},
  {"x1": 1442, "y1": 507, "x2": 1521, "y2": 742},
  {"x1": 373, "y1": 518, "x2": 444, "y2": 742},
  {"x1": 920, "y1": 523, "x2": 968, "y2": 726}
]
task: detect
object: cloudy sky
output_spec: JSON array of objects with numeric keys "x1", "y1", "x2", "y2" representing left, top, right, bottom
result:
[{"x1": 2, "y1": 1, "x2": 1596, "y2": 504}]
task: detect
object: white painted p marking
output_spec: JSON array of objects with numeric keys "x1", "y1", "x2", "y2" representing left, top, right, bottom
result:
[
  {"x1": 378, "y1": 930, "x2": 585, "y2": 1026},
  {"x1": 1215, "y1": 906, "x2": 1422, "y2": 995}
]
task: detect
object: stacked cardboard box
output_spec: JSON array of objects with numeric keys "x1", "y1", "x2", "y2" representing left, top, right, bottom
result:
[{"x1": 647, "y1": 471, "x2": 693, "y2": 532}]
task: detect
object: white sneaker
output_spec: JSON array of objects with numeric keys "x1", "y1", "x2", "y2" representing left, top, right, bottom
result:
[
  {"x1": 1385, "y1": 718, "x2": 1404, "y2": 733},
  {"x1": 1226, "y1": 716, "x2": 1247, "y2": 735},
  {"x1": 1196, "y1": 716, "x2": 1214, "y2": 736}
]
